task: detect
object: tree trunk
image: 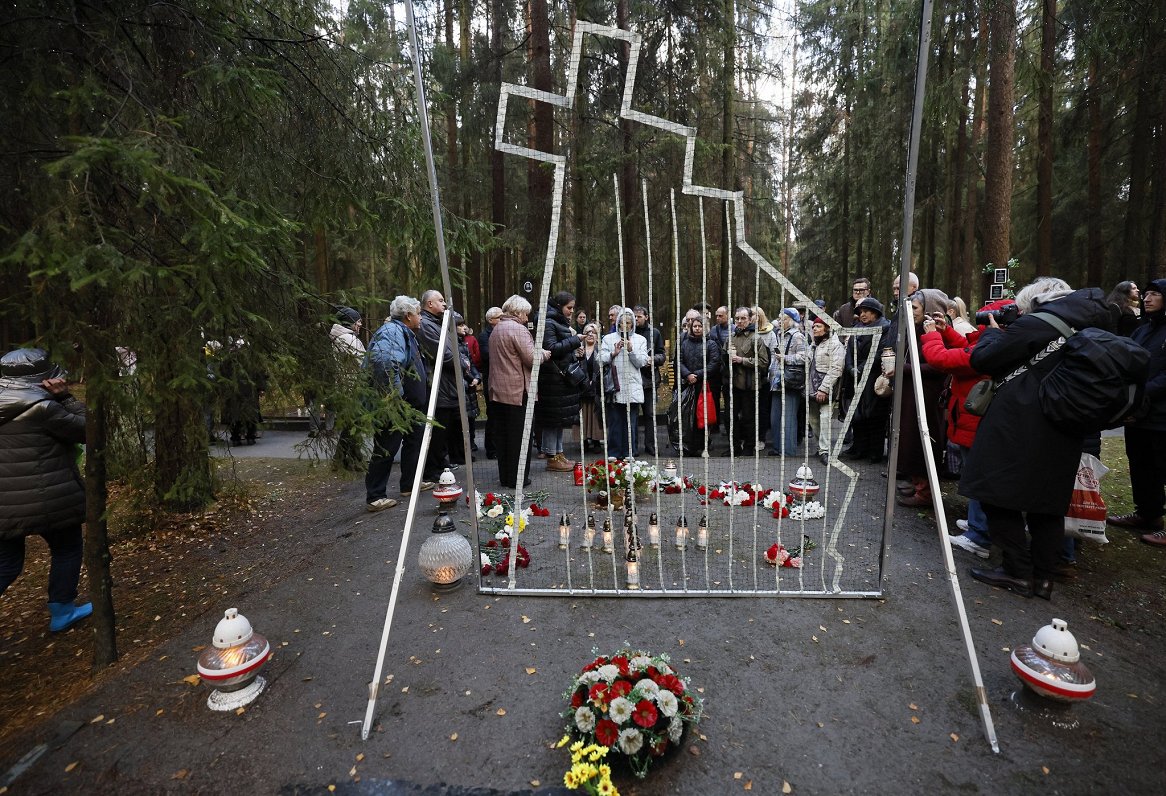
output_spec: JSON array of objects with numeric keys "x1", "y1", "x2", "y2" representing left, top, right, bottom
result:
[
  {"x1": 1123, "y1": 53, "x2": 1152, "y2": 274},
  {"x1": 983, "y1": 0, "x2": 1016, "y2": 272},
  {"x1": 312, "y1": 224, "x2": 329, "y2": 292},
  {"x1": 1035, "y1": 0, "x2": 1055, "y2": 276},
  {"x1": 961, "y1": 0, "x2": 988, "y2": 304},
  {"x1": 1150, "y1": 59, "x2": 1166, "y2": 279},
  {"x1": 490, "y1": 0, "x2": 507, "y2": 300},
  {"x1": 719, "y1": 0, "x2": 736, "y2": 302},
  {"x1": 153, "y1": 339, "x2": 213, "y2": 510},
  {"x1": 1087, "y1": 57, "x2": 1104, "y2": 286},
  {"x1": 459, "y1": 0, "x2": 478, "y2": 323},
  {"x1": 83, "y1": 361, "x2": 118, "y2": 669}
]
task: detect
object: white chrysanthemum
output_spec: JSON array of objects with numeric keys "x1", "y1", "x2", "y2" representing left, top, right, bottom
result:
[
  {"x1": 575, "y1": 706, "x2": 596, "y2": 733},
  {"x1": 630, "y1": 655, "x2": 653, "y2": 671},
  {"x1": 656, "y1": 689, "x2": 679, "y2": 717},
  {"x1": 617, "y1": 727, "x2": 644, "y2": 755},
  {"x1": 597, "y1": 664, "x2": 620, "y2": 682},
  {"x1": 480, "y1": 553, "x2": 491, "y2": 568},
  {"x1": 578, "y1": 670, "x2": 600, "y2": 686},
  {"x1": 608, "y1": 697, "x2": 633, "y2": 725},
  {"x1": 668, "y1": 716, "x2": 684, "y2": 743},
  {"x1": 635, "y1": 678, "x2": 659, "y2": 696},
  {"x1": 656, "y1": 661, "x2": 673, "y2": 675},
  {"x1": 487, "y1": 504, "x2": 504, "y2": 518}
]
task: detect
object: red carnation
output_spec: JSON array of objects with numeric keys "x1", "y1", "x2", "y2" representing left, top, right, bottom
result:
[
  {"x1": 612, "y1": 655, "x2": 630, "y2": 675},
  {"x1": 594, "y1": 719, "x2": 619, "y2": 747},
  {"x1": 571, "y1": 689, "x2": 585, "y2": 708},
  {"x1": 589, "y1": 682, "x2": 609, "y2": 704},
  {"x1": 632, "y1": 699, "x2": 659, "y2": 728},
  {"x1": 609, "y1": 679, "x2": 632, "y2": 698}
]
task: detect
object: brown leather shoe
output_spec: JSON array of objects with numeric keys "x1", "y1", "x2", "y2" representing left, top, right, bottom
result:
[
  {"x1": 1142, "y1": 530, "x2": 1166, "y2": 547},
  {"x1": 1107, "y1": 513, "x2": 1165, "y2": 531},
  {"x1": 546, "y1": 453, "x2": 574, "y2": 472}
]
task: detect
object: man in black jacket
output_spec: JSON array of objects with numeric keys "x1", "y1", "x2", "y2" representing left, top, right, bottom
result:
[
  {"x1": 634, "y1": 305, "x2": 665, "y2": 455},
  {"x1": 0, "y1": 348, "x2": 92, "y2": 632},
  {"x1": 418, "y1": 289, "x2": 463, "y2": 473}
]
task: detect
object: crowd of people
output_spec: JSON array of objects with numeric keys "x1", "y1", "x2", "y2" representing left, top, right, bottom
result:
[{"x1": 361, "y1": 274, "x2": 1164, "y2": 604}]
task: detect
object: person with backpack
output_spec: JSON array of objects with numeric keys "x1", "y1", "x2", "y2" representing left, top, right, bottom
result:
[
  {"x1": 959, "y1": 278, "x2": 1114, "y2": 600},
  {"x1": 1109, "y1": 278, "x2": 1166, "y2": 543}
]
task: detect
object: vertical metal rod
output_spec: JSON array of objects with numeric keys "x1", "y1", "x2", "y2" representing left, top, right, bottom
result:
[{"x1": 361, "y1": 309, "x2": 452, "y2": 740}]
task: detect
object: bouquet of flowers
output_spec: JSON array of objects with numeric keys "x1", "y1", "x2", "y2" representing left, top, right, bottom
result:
[
  {"x1": 556, "y1": 735, "x2": 619, "y2": 795},
  {"x1": 563, "y1": 648, "x2": 703, "y2": 779},
  {"x1": 764, "y1": 535, "x2": 817, "y2": 568},
  {"x1": 585, "y1": 458, "x2": 657, "y2": 497},
  {"x1": 474, "y1": 489, "x2": 549, "y2": 576}
]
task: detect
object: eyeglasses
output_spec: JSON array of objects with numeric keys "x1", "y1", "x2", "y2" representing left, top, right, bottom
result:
[{"x1": 853, "y1": 288, "x2": 870, "y2": 294}]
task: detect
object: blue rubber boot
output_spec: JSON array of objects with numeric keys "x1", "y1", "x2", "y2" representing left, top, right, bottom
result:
[{"x1": 49, "y1": 601, "x2": 93, "y2": 632}]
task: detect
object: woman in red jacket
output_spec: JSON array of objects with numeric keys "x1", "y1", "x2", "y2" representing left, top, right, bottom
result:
[{"x1": 919, "y1": 306, "x2": 996, "y2": 559}]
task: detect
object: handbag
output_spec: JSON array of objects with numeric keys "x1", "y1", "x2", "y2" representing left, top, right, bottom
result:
[
  {"x1": 780, "y1": 335, "x2": 805, "y2": 391},
  {"x1": 556, "y1": 356, "x2": 589, "y2": 389},
  {"x1": 696, "y1": 383, "x2": 717, "y2": 428}
]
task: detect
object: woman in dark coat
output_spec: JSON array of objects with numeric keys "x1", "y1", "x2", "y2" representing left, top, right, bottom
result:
[
  {"x1": 960, "y1": 279, "x2": 1114, "y2": 600},
  {"x1": 676, "y1": 317, "x2": 721, "y2": 456},
  {"x1": 842, "y1": 297, "x2": 891, "y2": 462},
  {"x1": 0, "y1": 348, "x2": 92, "y2": 632},
  {"x1": 535, "y1": 291, "x2": 584, "y2": 472}
]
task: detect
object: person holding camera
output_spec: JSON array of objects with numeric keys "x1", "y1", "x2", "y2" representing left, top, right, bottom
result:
[
  {"x1": 600, "y1": 308, "x2": 649, "y2": 458},
  {"x1": 959, "y1": 277, "x2": 1113, "y2": 599}
]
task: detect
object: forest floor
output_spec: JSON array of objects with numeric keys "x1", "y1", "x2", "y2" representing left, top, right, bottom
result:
[{"x1": 1, "y1": 434, "x2": 1163, "y2": 795}]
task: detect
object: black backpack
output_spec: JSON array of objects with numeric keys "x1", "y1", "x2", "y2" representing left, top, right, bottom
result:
[{"x1": 1031, "y1": 313, "x2": 1150, "y2": 432}]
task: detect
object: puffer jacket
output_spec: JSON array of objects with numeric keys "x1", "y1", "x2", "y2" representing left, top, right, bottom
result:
[
  {"x1": 0, "y1": 379, "x2": 87, "y2": 539},
  {"x1": 536, "y1": 304, "x2": 584, "y2": 426},
  {"x1": 960, "y1": 288, "x2": 1114, "y2": 514},
  {"x1": 808, "y1": 334, "x2": 846, "y2": 398},
  {"x1": 600, "y1": 331, "x2": 648, "y2": 404},
  {"x1": 677, "y1": 333, "x2": 721, "y2": 385}
]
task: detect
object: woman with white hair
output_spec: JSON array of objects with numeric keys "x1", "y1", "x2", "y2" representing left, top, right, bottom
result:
[
  {"x1": 600, "y1": 308, "x2": 649, "y2": 458},
  {"x1": 960, "y1": 277, "x2": 1111, "y2": 600},
  {"x1": 489, "y1": 295, "x2": 551, "y2": 488}
]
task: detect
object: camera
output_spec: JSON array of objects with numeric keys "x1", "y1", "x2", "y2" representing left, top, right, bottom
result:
[{"x1": 975, "y1": 303, "x2": 1020, "y2": 326}]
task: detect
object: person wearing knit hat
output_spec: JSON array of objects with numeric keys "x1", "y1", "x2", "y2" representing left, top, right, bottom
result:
[
  {"x1": 0, "y1": 348, "x2": 92, "y2": 632},
  {"x1": 1111, "y1": 278, "x2": 1166, "y2": 543}
]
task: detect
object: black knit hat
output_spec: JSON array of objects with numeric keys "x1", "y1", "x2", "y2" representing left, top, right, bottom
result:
[
  {"x1": 854, "y1": 297, "x2": 885, "y2": 318},
  {"x1": 336, "y1": 306, "x2": 362, "y2": 327},
  {"x1": 1, "y1": 348, "x2": 64, "y2": 382}
]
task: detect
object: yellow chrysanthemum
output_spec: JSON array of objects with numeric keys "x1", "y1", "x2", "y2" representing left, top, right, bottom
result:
[
  {"x1": 556, "y1": 735, "x2": 571, "y2": 748},
  {"x1": 598, "y1": 764, "x2": 612, "y2": 778},
  {"x1": 597, "y1": 779, "x2": 617, "y2": 796},
  {"x1": 563, "y1": 770, "x2": 578, "y2": 788},
  {"x1": 570, "y1": 740, "x2": 584, "y2": 753}
]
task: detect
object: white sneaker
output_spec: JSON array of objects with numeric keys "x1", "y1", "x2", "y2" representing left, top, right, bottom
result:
[
  {"x1": 949, "y1": 533, "x2": 990, "y2": 559},
  {"x1": 367, "y1": 498, "x2": 398, "y2": 512},
  {"x1": 956, "y1": 519, "x2": 969, "y2": 532}
]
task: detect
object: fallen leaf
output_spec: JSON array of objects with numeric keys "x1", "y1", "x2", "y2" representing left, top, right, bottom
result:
[
  {"x1": 65, "y1": 762, "x2": 78, "y2": 773},
  {"x1": 401, "y1": 687, "x2": 409, "y2": 693},
  {"x1": 678, "y1": 639, "x2": 685, "y2": 646},
  {"x1": 842, "y1": 619, "x2": 851, "y2": 624},
  {"x1": 908, "y1": 703, "x2": 918, "y2": 710},
  {"x1": 172, "y1": 769, "x2": 189, "y2": 780},
  {"x1": 496, "y1": 708, "x2": 507, "y2": 716},
  {"x1": 782, "y1": 780, "x2": 792, "y2": 794},
  {"x1": 688, "y1": 745, "x2": 700, "y2": 757},
  {"x1": 155, "y1": 709, "x2": 164, "y2": 716},
  {"x1": 812, "y1": 635, "x2": 819, "y2": 643},
  {"x1": 950, "y1": 733, "x2": 959, "y2": 742},
  {"x1": 236, "y1": 707, "x2": 245, "y2": 715},
  {"x1": 525, "y1": 667, "x2": 537, "y2": 675},
  {"x1": 910, "y1": 716, "x2": 920, "y2": 724},
  {"x1": 816, "y1": 722, "x2": 824, "y2": 728},
  {"x1": 991, "y1": 619, "x2": 1003, "y2": 626},
  {"x1": 182, "y1": 675, "x2": 201, "y2": 686},
  {"x1": 744, "y1": 781, "x2": 753, "y2": 790},
  {"x1": 521, "y1": 615, "x2": 531, "y2": 624},
  {"x1": 315, "y1": 702, "x2": 322, "y2": 709},
  {"x1": 1041, "y1": 766, "x2": 1050, "y2": 775},
  {"x1": 356, "y1": 754, "x2": 364, "y2": 762},
  {"x1": 328, "y1": 786, "x2": 336, "y2": 793},
  {"x1": 819, "y1": 625, "x2": 827, "y2": 632},
  {"x1": 89, "y1": 715, "x2": 104, "y2": 724},
  {"x1": 530, "y1": 780, "x2": 541, "y2": 787},
  {"x1": 349, "y1": 766, "x2": 357, "y2": 777},
  {"x1": 450, "y1": 733, "x2": 458, "y2": 741},
  {"x1": 318, "y1": 712, "x2": 327, "y2": 719},
  {"x1": 699, "y1": 733, "x2": 708, "y2": 741},
  {"x1": 734, "y1": 772, "x2": 743, "y2": 779}
]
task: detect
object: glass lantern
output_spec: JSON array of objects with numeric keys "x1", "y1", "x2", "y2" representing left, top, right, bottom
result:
[{"x1": 418, "y1": 511, "x2": 474, "y2": 590}]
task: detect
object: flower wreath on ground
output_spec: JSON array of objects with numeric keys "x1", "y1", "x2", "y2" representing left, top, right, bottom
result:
[
  {"x1": 472, "y1": 489, "x2": 550, "y2": 576},
  {"x1": 563, "y1": 648, "x2": 703, "y2": 780}
]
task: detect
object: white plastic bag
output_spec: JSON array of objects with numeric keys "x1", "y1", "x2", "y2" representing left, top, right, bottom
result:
[{"x1": 1064, "y1": 453, "x2": 1109, "y2": 544}]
